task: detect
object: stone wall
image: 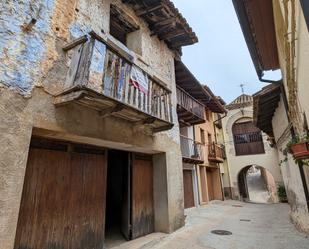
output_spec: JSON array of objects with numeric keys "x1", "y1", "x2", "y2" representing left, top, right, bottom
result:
[
  {"x1": 0, "y1": 0, "x2": 184, "y2": 248},
  {"x1": 222, "y1": 105, "x2": 283, "y2": 200}
]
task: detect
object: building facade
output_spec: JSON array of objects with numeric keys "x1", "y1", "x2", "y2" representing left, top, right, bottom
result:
[
  {"x1": 233, "y1": 0, "x2": 309, "y2": 233},
  {"x1": 0, "y1": 1, "x2": 199, "y2": 248},
  {"x1": 175, "y1": 61, "x2": 226, "y2": 208},
  {"x1": 222, "y1": 94, "x2": 282, "y2": 202}
]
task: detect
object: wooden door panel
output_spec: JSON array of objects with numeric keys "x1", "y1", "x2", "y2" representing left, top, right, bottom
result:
[
  {"x1": 207, "y1": 169, "x2": 214, "y2": 201},
  {"x1": 199, "y1": 167, "x2": 208, "y2": 203},
  {"x1": 14, "y1": 146, "x2": 107, "y2": 249},
  {"x1": 183, "y1": 170, "x2": 195, "y2": 208},
  {"x1": 131, "y1": 155, "x2": 154, "y2": 239}
]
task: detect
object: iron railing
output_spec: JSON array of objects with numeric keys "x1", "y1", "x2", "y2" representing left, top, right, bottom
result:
[
  {"x1": 180, "y1": 135, "x2": 204, "y2": 162},
  {"x1": 208, "y1": 143, "x2": 225, "y2": 162}
]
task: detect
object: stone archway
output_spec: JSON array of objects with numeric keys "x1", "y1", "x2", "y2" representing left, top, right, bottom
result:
[{"x1": 237, "y1": 165, "x2": 279, "y2": 203}]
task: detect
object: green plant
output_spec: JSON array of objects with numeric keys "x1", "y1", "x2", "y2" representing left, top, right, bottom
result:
[
  {"x1": 286, "y1": 134, "x2": 309, "y2": 151},
  {"x1": 284, "y1": 133, "x2": 309, "y2": 166},
  {"x1": 277, "y1": 185, "x2": 287, "y2": 202}
]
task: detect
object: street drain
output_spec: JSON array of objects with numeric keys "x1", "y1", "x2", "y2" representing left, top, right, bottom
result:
[
  {"x1": 232, "y1": 205, "x2": 243, "y2": 207},
  {"x1": 240, "y1": 219, "x2": 251, "y2": 222},
  {"x1": 211, "y1": 230, "x2": 232, "y2": 236}
]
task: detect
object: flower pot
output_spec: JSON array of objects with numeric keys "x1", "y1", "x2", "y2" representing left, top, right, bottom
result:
[{"x1": 290, "y1": 142, "x2": 309, "y2": 160}]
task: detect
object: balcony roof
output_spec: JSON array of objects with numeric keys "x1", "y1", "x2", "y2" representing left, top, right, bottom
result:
[
  {"x1": 232, "y1": 0, "x2": 279, "y2": 77},
  {"x1": 122, "y1": 0, "x2": 198, "y2": 49},
  {"x1": 175, "y1": 60, "x2": 226, "y2": 114},
  {"x1": 253, "y1": 83, "x2": 281, "y2": 136}
]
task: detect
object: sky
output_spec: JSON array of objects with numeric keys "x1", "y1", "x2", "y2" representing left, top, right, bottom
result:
[{"x1": 172, "y1": 0, "x2": 278, "y2": 104}]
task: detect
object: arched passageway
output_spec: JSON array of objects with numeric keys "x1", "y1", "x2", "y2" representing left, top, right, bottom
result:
[{"x1": 238, "y1": 165, "x2": 278, "y2": 203}]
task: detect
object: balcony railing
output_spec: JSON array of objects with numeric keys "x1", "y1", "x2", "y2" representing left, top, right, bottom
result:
[
  {"x1": 54, "y1": 31, "x2": 173, "y2": 132},
  {"x1": 176, "y1": 86, "x2": 205, "y2": 126},
  {"x1": 180, "y1": 135, "x2": 204, "y2": 163},
  {"x1": 208, "y1": 143, "x2": 225, "y2": 163},
  {"x1": 233, "y1": 132, "x2": 265, "y2": 155}
]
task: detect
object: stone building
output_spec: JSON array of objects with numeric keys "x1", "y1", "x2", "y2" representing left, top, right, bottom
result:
[
  {"x1": 0, "y1": 1, "x2": 199, "y2": 248},
  {"x1": 233, "y1": 0, "x2": 309, "y2": 233},
  {"x1": 222, "y1": 94, "x2": 282, "y2": 203},
  {"x1": 175, "y1": 61, "x2": 226, "y2": 208}
]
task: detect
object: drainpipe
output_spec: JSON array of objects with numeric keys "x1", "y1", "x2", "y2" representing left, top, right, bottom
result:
[{"x1": 259, "y1": 73, "x2": 309, "y2": 210}]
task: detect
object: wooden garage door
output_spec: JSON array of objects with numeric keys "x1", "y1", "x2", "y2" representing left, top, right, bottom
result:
[
  {"x1": 199, "y1": 166, "x2": 208, "y2": 203},
  {"x1": 131, "y1": 154, "x2": 154, "y2": 239},
  {"x1": 183, "y1": 170, "x2": 195, "y2": 209},
  {"x1": 14, "y1": 140, "x2": 107, "y2": 249},
  {"x1": 207, "y1": 169, "x2": 215, "y2": 201}
]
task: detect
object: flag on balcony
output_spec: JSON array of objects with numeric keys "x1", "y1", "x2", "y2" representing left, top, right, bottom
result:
[{"x1": 130, "y1": 65, "x2": 149, "y2": 94}]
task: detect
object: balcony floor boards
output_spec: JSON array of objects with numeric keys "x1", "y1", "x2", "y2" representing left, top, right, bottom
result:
[{"x1": 54, "y1": 86, "x2": 173, "y2": 132}]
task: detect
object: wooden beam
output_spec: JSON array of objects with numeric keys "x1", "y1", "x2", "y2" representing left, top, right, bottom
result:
[
  {"x1": 99, "y1": 104, "x2": 124, "y2": 118},
  {"x1": 54, "y1": 90, "x2": 86, "y2": 106},
  {"x1": 159, "y1": 29, "x2": 186, "y2": 40},
  {"x1": 136, "y1": 5, "x2": 163, "y2": 16},
  {"x1": 62, "y1": 35, "x2": 88, "y2": 51}
]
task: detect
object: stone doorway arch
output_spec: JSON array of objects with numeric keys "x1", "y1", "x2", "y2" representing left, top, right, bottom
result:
[{"x1": 237, "y1": 165, "x2": 278, "y2": 203}]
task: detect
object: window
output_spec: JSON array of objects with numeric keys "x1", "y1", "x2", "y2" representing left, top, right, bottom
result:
[
  {"x1": 109, "y1": 4, "x2": 139, "y2": 46},
  {"x1": 200, "y1": 129, "x2": 205, "y2": 144},
  {"x1": 208, "y1": 133, "x2": 212, "y2": 145},
  {"x1": 232, "y1": 121, "x2": 265, "y2": 156}
]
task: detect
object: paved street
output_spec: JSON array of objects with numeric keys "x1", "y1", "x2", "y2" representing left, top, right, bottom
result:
[{"x1": 112, "y1": 201, "x2": 309, "y2": 249}]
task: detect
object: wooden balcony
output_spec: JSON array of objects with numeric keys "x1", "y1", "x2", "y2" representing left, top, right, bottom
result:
[
  {"x1": 208, "y1": 143, "x2": 225, "y2": 163},
  {"x1": 180, "y1": 135, "x2": 205, "y2": 164},
  {"x1": 176, "y1": 86, "x2": 205, "y2": 127},
  {"x1": 54, "y1": 32, "x2": 173, "y2": 132}
]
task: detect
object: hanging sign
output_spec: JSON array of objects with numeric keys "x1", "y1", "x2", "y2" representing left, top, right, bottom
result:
[{"x1": 130, "y1": 65, "x2": 149, "y2": 94}]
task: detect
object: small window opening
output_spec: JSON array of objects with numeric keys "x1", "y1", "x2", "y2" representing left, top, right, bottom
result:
[{"x1": 110, "y1": 4, "x2": 139, "y2": 46}]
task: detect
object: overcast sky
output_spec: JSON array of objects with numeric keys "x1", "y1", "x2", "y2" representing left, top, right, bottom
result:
[{"x1": 172, "y1": 0, "x2": 272, "y2": 104}]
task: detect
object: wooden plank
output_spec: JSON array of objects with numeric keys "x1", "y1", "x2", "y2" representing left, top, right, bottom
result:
[
  {"x1": 64, "y1": 44, "x2": 84, "y2": 88},
  {"x1": 62, "y1": 35, "x2": 88, "y2": 51},
  {"x1": 131, "y1": 154, "x2": 154, "y2": 239},
  {"x1": 54, "y1": 90, "x2": 86, "y2": 106},
  {"x1": 14, "y1": 145, "x2": 107, "y2": 249}
]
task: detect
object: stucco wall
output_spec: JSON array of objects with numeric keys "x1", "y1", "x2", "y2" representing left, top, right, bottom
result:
[
  {"x1": 272, "y1": 98, "x2": 309, "y2": 233},
  {"x1": 272, "y1": 0, "x2": 309, "y2": 233},
  {"x1": 0, "y1": 1, "x2": 185, "y2": 248},
  {"x1": 194, "y1": 110, "x2": 215, "y2": 166},
  {"x1": 222, "y1": 105, "x2": 283, "y2": 199}
]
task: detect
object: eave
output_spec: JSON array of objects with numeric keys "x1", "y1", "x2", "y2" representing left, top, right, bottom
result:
[
  {"x1": 175, "y1": 60, "x2": 226, "y2": 114},
  {"x1": 232, "y1": 0, "x2": 280, "y2": 77},
  {"x1": 122, "y1": 0, "x2": 198, "y2": 50},
  {"x1": 253, "y1": 83, "x2": 281, "y2": 136}
]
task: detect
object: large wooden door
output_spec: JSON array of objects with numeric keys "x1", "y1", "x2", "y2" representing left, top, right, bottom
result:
[
  {"x1": 131, "y1": 154, "x2": 154, "y2": 239},
  {"x1": 199, "y1": 166, "x2": 208, "y2": 203},
  {"x1": 207, "y1": 169, "x2": 214, "y2": 201},
  {"x1": 14, "y1": 140, "x2": 107, "y2": 249},
  {"x1": 183, "y1": 170, "x2": 195, "y2": 208}
]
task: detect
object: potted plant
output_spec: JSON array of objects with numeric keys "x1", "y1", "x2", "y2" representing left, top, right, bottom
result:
[
  {"x1": 287, "y1": 134, "x2": 309, "y2": 160},
  {"x1": 277, "y1": 185, "x2": 288, "y2": 203}
]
